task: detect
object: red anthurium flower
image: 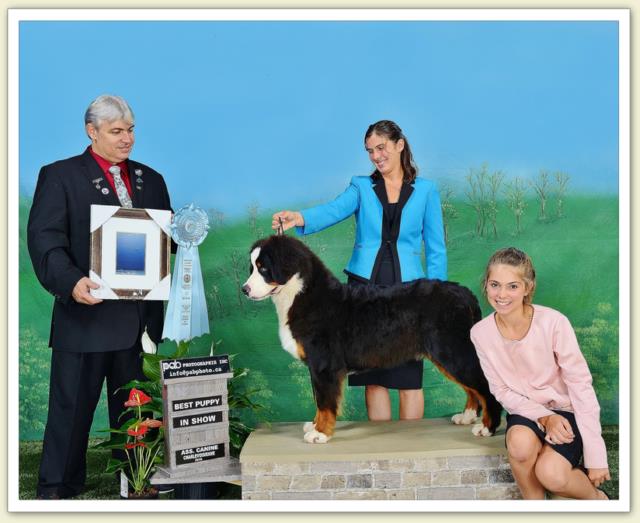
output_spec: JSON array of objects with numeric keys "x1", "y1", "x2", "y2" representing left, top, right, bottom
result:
[
  {"x1": 125, "y1": 441, "x2": 147, "y2": 449},
  {"x1": 127, "y1": 423, "x2": 149, "y2": 438},
  {"x1": 141, "y1": 418, "x2": 163, "y2": 429},
  {"x1": 124, "y1": 388, "x2": 152, "y2": 407}
]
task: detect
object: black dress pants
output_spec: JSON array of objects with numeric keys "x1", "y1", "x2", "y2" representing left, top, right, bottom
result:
[{"x1": 36, "y1": 343, "x2": 145, "y2": 498}]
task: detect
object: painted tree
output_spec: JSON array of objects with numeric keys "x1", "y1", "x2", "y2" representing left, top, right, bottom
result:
[
  {"x1": 554, "y1": 171, "x2": 570, "y2": 218},
  {"x1": 215, "y1": 248, "x2": 248, "y2": 311},
  {"x1": 486, "y1": 170, "x2": 505, "y2": 239},
  {"x1": 207, "y1": 208, "x2": 225, "y2": 232},
  {"x1": 464, "y1": 164, "x2": 489, "y2": 237},
  {"x1": 574, "y1": 303, "x2": 618, "y2": 408},
  {"x1": 19, "y1": 328, "x2": 50, "y2": 439},
  {"x1": 439, "y1": 183, "x2": 458, "y2": 246},
  {"x1": 247, "y1": 202, "x2": 265, "y2": 240},
  {"x1": 504, "y1": 176, "x2": 528, "y2": 235},
  {"x1": 531, "y1": 170, "x2": 551, "y2": 221},
  {"x1": 207, "y1": 283, "x2": 225, "y2": 318}
]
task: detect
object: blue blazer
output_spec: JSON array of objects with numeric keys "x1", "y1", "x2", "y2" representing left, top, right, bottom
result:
[{"x1": 298, "y1": 175, "x2": 447, "y2": 282}]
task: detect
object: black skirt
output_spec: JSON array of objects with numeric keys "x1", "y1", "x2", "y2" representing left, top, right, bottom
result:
[
  {"x1": 346, "y1": 247, "x2": 424, "y2": 390},
  {"x1": 506, "y1": 411, "x2": 584, "y2": 468}
]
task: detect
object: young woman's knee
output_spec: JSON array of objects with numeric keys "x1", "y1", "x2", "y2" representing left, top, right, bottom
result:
[
  {"x1": 534, "y1": 454, "x2": 571, "y2": 492},
  {"x1": 506, "y1": 427, "x2": 541, "y2": 463}
]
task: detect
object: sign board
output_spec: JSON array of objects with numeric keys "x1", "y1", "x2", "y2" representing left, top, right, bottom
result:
[
  {"x1": 175, "y1": 443, "x2": 226, "y2": 466},
  {"x1": 172, "y1": 395, "x2": 223, "y2": 412},
  {"x1": 172, "y1": 410, "x2": 225, "y2": 429},
  {"x1": 152, "y1": 354, "x2": 240, "y2": 482},
  {"x1": 161, "y1": 355, "x2": 230, "y2": 381}
]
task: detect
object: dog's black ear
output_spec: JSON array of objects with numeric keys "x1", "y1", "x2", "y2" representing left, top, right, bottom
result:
[
  {"x1": 266, "y1": 240, "x2": 289, "y2": 284},
  {"x1": 259, "y1": 235, "x2": 311, "y2": 285}
]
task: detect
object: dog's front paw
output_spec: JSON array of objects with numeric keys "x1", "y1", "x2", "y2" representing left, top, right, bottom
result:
[
  {"x1": 471, "y1": 423, "x2": 492, "y2": 437},
  {"x1": 451, "y1": 408, "x2": 478, "y2": 425},
  {"x1": 303, "y1": 429, "x2": 330, "y2": 444},
  {"x1": 303, "y1": 421, "x2": 316, "y2": 433}
]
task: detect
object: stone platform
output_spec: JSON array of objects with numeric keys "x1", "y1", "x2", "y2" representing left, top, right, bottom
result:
[{"x1": 239, "y1": 417, "x2": 521, "y2": 500}]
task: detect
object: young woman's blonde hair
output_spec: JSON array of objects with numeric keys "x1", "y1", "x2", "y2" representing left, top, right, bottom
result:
[{"x1": 481, "y1": 247, "x2": 537, "y2": 304}]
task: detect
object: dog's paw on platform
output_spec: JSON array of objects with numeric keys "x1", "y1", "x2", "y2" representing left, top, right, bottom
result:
[
  {"x1": 471, "y1": 423, "x2": 492, "y2": 437},
  {"x1": 302, "y1": 422, "x2": 316, "y2": 433},
  {"x1": 451, "y1": 408, "x2": 478, "y2": 425},
  {"x1": 303, "y1": 429, "x2": 331, "y2": 444}
]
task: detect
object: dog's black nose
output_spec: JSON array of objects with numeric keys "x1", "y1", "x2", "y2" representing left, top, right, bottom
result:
[{"x1": 241, "y1": 284, "x2": 250, "y2": 296}]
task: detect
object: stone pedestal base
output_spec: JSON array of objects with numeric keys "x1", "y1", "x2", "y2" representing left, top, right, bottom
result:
[
  {"x1": 151, "y1": 457, "x2": 241, "y2": 485},
  {"x1": 240, "y1": 418, "x2": 521, "y2": 500}
]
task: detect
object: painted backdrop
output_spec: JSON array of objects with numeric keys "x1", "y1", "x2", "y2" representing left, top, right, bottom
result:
[{"x1": 18, "y1": 17, "x2": 620, "y2": 439}]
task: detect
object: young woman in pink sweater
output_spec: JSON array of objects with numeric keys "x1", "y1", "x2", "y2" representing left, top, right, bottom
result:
[{"x1": 470, "y1": 247, "x2": 610, "y2": 500}]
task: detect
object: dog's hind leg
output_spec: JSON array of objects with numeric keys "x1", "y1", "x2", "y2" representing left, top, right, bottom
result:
[
  {"x1": 303, "y1": 369, "x2": 345, "y2": 444},
  {"x1": 426, "y1": 358, "x2": 479, "y2": 426},
  {"x1": 452, "y1": 384, "x2": 498, "y2": 436},
  {"x1": 451, "y1": 387, "x2": 479, "y2": 425},
  {"x1": 427, "y1": 354, "x2": 501, "y2": 436},
  {"x1": 471, "y1": 389, "x2": 503, "y2": 436},
  {"x1": 463, "y1": 378, "x2": 503, "y2": 436}
]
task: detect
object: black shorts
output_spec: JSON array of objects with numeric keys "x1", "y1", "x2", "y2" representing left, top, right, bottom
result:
[{"x1": 506, "y1": 410, "x2": 584, "y2": 468}]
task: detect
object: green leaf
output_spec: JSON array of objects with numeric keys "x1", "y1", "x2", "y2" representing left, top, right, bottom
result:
[
  {"x1": 142, "y1": 357, "x2": 162, "y2": 382},
  {"x1": 141, "y1": 353, "x2": 165, "y2": 366},
  {"x1": 93, "y1": 432, "x2": 128, "y2": 450},
  {"x1": 105, "y1": 457, "x2": 126, "y2": 474},
  {"x1": 175, "y1": 341, "x2": 191, "y2": 358}
]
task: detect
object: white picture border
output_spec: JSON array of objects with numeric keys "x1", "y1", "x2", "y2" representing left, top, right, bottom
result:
[
  {"x1": 7, "y1": 8, "x2": 630, "y2": 514},
  {"x1": 96, "y1": 215, "x2": 163, "y2": 296}
]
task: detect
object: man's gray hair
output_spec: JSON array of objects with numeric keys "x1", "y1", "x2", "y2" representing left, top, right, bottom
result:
[{"x1": 84, "y1": 94, "x2": 135, "y2": 128}]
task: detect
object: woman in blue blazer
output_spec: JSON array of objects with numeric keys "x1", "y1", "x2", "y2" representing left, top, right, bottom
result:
[{"x1": 273, "y1": 120, "x2": 447, "y2": 421}]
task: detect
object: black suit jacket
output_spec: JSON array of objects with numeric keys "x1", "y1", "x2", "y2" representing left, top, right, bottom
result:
[{"x1": 27, "y1": 148, "x2": 173, "y2": 352}]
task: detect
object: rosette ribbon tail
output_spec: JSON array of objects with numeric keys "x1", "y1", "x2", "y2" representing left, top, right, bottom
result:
[{"x1": 162, "y1": 245, "x2": 210, "y2": 342}]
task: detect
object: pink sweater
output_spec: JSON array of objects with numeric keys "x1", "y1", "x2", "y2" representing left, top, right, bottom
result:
[{"x1": 470, "y1": 304, "x2": 608, "y2": 469}]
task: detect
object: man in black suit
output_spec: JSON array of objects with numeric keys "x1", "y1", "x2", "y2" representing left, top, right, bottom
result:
[{"x1": 27, "y1": 94, "x2": 172, "y2": 499}]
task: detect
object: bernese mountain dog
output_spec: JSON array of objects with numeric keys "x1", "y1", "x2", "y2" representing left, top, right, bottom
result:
[{"x1": 242, "y1": 235, "x2": 501, "y2": 444}]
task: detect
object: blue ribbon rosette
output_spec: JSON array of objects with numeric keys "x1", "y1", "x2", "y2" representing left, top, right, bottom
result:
[{"x1": 162, "y1": 203, "x2": 210, "y2": 342}]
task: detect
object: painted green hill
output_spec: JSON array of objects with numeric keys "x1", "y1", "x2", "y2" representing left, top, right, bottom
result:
[{"x1": 18, "y1": 194, "x2": 619, "y2": 440}]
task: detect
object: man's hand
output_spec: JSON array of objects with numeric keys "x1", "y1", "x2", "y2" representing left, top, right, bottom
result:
[{"x1": 71, "y1": 277, "x2": 103, "y2": 305}]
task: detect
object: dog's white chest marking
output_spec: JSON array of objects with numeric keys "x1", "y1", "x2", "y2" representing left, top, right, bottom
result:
[{"x1": 272, "y1": 273, "x2": 304, "y2": 360}]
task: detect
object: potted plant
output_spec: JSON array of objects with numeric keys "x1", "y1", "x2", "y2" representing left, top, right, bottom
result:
[
  {"x1": 96, "y1": 335, "x2": 264, "y2": 499},
  {"x1": 140, "y1": 337, "x2": 264, "y2": 457},
  {"x1": 95, "y1": 387, "x2": 164, "y2": 499}
]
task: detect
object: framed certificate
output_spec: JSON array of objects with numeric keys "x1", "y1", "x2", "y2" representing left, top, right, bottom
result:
[{"x1": 89, "y1": 205, "x2": 172, "y2": 300}]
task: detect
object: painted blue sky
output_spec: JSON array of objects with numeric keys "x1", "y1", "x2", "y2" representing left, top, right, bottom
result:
[{"x1": 19, "y1": 20, "x2": 619, "y2": 217}]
